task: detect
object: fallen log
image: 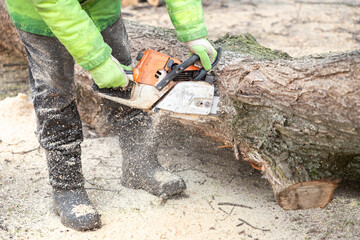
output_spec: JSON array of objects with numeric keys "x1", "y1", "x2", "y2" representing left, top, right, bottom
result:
[
  {"x1": 125, "y1": 22, "x2": 360, "y2": 210},
  {"x1": 0, "y1": 0, "x2": 26, "y2": 56},
  {"x1": 1, "y1": 3, "x2": 359, "y2": 210}
]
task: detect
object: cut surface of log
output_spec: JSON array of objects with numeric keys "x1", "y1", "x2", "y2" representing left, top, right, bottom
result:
[
  {"x1": 1, "y1": 4, "x2": 359, "y2": 209},
  {"x1": 276, "y1": 180, "x2": 339, "y2": 210}
]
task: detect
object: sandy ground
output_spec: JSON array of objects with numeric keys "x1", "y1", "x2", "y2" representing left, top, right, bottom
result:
[
  {"x1": 0, "y1": 94, "x2": 359, "y2": 240},
  {"x1": 123, "y1": 0, "x2": 360, "y2": 57},
  {"x1": 1, "y1": 0, "x2": 360, "y2": 239},
  {"x1": 0, "y1": 95, "x2": 360, "y2": 240}
]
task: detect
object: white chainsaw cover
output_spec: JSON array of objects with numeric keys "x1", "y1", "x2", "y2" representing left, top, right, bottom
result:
[{"x1": 155, "y1": 81, "x2": 215, "y2": 115}]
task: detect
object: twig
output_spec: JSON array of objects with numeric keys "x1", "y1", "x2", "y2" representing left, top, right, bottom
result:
[
  {"x1": 3, "y1": 63, "x2": 27, "y2": 67},
  {"x1": 85, "y1": 187, "x2": 122, "y2": 193},
  {"x1": 238, "y1": 218, "x2": 270, "y2": 232},
  {"x1": 217, "y1": 145, "x2": 232, "y2": 149},
  {"x1": 218, "y1": 207, "x2": 228, "y2": 214},
  {"x1": 85, "y1": 179, "x2": 122, "y2": 193},
  {"x1": 228, "y1": 206, "x2": 235, "y2": 216},
  {"x1": 86, "y1": 180, "x2": 105, "y2": 188},
  {"x1": 207, "y1": 200, "x2": 215, "y2": 210},
  {"x1": 5, "y1": 79, "x2": 27, "y2": 84},
  {"x1": 218, "y1": 202, "x2": 253, "y2": 209},
  {"x1": 7, "y1": 140, "x2": 25, "y2": 145},
  {"x1": 12, "y1": 146, "x2": 39, "y2": 154},
  {"x1": 221, "y1": 206, "x2": 235, "y2": 221}
]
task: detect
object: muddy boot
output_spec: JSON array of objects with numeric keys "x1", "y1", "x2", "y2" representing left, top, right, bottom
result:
[
  {"x1": 53, "y1": 187, "x2": 101, "y2": 231},
  {"x1": 117, "y1": 111, "x2": 186, "y2": 197}
]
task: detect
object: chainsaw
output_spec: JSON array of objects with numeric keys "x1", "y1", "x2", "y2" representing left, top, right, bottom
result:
[{"x1": 93, "y1": 47, "x2": 222, "y2": 120}]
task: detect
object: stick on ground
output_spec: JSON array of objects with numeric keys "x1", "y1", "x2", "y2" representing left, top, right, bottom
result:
[
  {"x1": 238, "y1": 218, "x2": 270, "y2": 232},
  {"x1": 218, "y1": 202, "x2": 253, "y2": 209}
]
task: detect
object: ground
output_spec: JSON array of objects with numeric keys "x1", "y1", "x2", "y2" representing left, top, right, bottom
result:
[{"x1": 0, "y1": 0, "x2": 360, "y2": 240}]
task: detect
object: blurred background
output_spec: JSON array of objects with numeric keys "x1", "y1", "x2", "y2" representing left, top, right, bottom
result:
[{"x1": 122, "y1": 0, "x2": 360, "y2": 57}]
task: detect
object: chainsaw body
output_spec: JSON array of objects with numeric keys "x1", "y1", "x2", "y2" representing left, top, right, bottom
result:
[{"x1": 95, "y1": 48, "x2": 221, "y2": 119}]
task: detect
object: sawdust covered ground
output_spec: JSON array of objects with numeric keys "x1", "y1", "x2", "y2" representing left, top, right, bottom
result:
[
  {"x1": 1, "y1": 0, "x2": 360, "y2": 239},
  {"x1": 124, "y1": 0, "x2": 360, "y2": 57},
  {"x1": 0, "y1": 94, "x2": 359, "y2": 240}
]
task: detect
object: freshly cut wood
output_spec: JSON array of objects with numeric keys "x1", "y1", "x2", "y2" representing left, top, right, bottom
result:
[
  {"x1": 276, "y1": 181, "x2": 339, "y2": 210},
  {"x1": 1, "y1": 3, "x2": 359, "y2": 209},
  {"x1": 147, "y1": 0, "x2": 165, "y2": 7}
]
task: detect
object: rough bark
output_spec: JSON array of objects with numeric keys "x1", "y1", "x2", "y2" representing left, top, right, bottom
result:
[
  {"x1": 0, "y1": 1, "x2": 26, "y2": 56},
  {"x1": 1, "y1": 4, "x2": 359, "y2": 209}
]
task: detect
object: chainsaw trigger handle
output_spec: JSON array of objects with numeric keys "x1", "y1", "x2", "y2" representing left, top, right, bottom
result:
[
  {"x1": 194, "y1": 47, "x2": 222, "y2": 81},
  {"x1": 155, "y1": 54, "x2": 200, "y2": 90}
]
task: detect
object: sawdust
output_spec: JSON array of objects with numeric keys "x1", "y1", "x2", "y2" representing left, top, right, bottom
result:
[
  {"x1": 0, "y1": 93, "x2": 36, "y2": 145},
  {"x1": 154, "y1": 170, "x2": 180, "y2": 186},
  {"x1": 71, "y1": 204, "x2": 97, "y2": 218},
  {"x1": 0, "y1": 94, "x2": 359, "y2": 240}
]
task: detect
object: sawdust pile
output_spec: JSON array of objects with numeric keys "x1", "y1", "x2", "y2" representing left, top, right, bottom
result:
[{"x1": 0, "y1": 93, "x2": 36, "y2": 145}]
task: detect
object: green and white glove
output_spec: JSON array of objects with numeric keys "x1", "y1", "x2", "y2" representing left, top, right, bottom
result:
[
  {"x1": 89, "y1": 55, "x2": 132, "y2": 89},
  {"x1": 186, "y1": 38, "x2": 217, "y2": 71}
]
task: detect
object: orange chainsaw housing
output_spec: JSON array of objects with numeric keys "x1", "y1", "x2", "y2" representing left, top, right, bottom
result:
[{"x1": 132, "y1": 49, "x2": 200, "y2": 86}]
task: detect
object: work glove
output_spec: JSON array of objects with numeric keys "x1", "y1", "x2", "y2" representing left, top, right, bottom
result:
[
  {"x1": 186, "y1": 38, "x2": 217, "y2": 71},
  {"x1": 89, "y1": 55, "x2": 132, "y2": 89}
]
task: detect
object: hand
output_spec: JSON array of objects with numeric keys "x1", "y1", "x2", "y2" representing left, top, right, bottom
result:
[
  {"x1": 89, "y1": 55, "x2": 132, "y2": 89},
  {"x1": 186, "y1": 38, "x2": 217, "y2": 71}
]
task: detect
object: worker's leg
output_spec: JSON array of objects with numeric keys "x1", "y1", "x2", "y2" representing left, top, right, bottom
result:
[
  {"x1": 17, "y1": 30, "x2": 100, "y2": 231},
  {"x1": 101, "y1": 17, "x2": 186, "y2": 197},
  {"x1": 117, "y1": 111, "x2": 186, "y2": 197}
]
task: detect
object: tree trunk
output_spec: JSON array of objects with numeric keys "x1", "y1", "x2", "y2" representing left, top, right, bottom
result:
[
  {"x1": 1, "y1": 4, "x2": 359, "y2": 210},
  {"x1": 0, "y1": 0, "x2": 26, "y2": 56}
]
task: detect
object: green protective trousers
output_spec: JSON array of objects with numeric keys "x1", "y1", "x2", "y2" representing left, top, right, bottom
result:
[{"x1": 5, "y1": 0, "x2": 208, "y2": 71}]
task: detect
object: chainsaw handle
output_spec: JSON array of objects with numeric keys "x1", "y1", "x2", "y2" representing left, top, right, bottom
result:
[
  {"x1": 155, "y1": 47, "x2": 222, "y2": 90},
  {"x1": 155, "y1": 54, "x2": 200, "y2": 90},
  {"x1": 92, "y1": 69, "x2": 134, "y2": 92},
  {"x1": 194, "y1": 47, "x2": 222, "y2": 81}
]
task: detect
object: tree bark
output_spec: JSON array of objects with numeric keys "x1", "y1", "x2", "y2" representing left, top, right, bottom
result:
[
  {"x1": 0, "y1": 1, "x2": 26, "y2": 56},
  {"x1": 1, "y1": 4, "x2": 359, "y2": 209}
]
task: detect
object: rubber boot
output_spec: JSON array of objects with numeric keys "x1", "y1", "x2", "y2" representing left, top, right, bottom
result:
[
  {"x1": 53, "y1": 187, "x2": 101, "y2": 231},
  {"x1": 118, "y1": 111, "x2": 186, "y2": 197}
]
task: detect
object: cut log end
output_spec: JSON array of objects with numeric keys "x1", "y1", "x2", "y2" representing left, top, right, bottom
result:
[{"x1": 276, "y1": 181, "x2": 339, "y2": 210}]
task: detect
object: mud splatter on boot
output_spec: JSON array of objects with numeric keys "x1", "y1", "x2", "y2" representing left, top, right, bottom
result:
[
  {"x1": 53, "y1": 187, "x2": 101, "y2": 231},
  {"x1": 117, "y1": 110, "x2": 186, "y2": 197}
]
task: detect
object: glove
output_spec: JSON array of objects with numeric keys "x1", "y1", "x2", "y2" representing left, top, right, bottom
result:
[
  {"x1": 186, "y1": 38, "x2": 217, "y2": 71},
  {"x1": 89, "y1": 55, "x2": 132, "y2": 89}
]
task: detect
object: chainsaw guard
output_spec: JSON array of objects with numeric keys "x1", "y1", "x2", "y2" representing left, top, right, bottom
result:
[
  {"x1": 154, "y1": 81, "x2": 216, "y2": 115},
  {"x1": 96, "y1": 81, "x2": 175, "y2": 110}
]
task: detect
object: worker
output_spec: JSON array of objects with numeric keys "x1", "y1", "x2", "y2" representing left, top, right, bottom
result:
[{"x1": 5, "y1": 0, "x2": 217, "y2": 231}]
